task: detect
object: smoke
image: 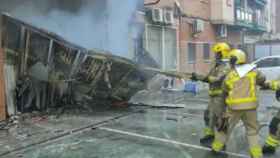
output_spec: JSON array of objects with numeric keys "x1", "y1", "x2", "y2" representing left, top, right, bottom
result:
[{"x1": 0, "y1": 0, "x2": 144, "y2": 58}]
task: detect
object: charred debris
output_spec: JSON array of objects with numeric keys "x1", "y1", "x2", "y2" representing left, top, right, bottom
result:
[{"x1": 0, "y1": 13, "x2": 156, "y2": 122}]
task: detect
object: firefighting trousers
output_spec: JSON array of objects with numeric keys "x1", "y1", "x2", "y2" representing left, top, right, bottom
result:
[
  {"x1": 203, "y1": 96, "x2": 225, "y2": 135},
  {"x1": 214, "y1": 109, "x2": 260, "y2": 149},
  {"x1": 266, "y1": 110, "x2": 280, "y2": 146}
]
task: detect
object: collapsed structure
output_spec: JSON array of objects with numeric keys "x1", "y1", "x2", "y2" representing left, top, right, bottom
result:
[{"x1": 0, "y1": 13, "x2": 155, "y2": 121}]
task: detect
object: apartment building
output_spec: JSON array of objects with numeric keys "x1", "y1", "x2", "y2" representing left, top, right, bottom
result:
[{"x1": 143, "y1": 0, "x2": 270, "y2": 74}]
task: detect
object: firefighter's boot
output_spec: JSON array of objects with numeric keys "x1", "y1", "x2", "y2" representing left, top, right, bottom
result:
[
  {"x1": 262, "y1": 135, "x2": 279, "y2": 155},
  {"x1": 249, "y1": 146, "x2": 263, "y2": 158},
  {"x1": 211, "y1": 139, "x2": 225, "y2": 153},
  {"x1": 200, "y1": 128, "x2": 215, "y2": 145},
  {"x1": 262, "y1": 145, "x2": 276, "y2": 154}
]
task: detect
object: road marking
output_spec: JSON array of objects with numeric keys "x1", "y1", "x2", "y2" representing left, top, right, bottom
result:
[
  {"x1": 163, "y1": 132, "x2": 192, "y2": 158},
  {"x1": 99, "y1": 127, "x2": 249, "y2": 158},
  {"x1": 164, "y1": 111, "x2": 203, "y2": 118},
  {"x1": 0, "y1": 112, "x2": 140, "y2": 157}
]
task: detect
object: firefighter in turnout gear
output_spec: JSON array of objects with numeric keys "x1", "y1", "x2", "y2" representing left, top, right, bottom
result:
[
  {"x1": 211, "y1": 49, "x2": 266, "y2": 158},
  {"x1": 191, "y1": 42, "x2": 231, "y2": 145},
  {"x1": 262, "y1": 80, "x2": 280, "y2": 154}
]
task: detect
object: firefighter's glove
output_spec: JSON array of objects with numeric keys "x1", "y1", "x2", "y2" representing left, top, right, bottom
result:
[
  {"x1": 271, "y1": 81, "x2": 280, "y2": 91},
  {"x1": 191, "y1": 73, "x2": 198, "y2": 81},
  {"x1": 216, "y1": 113, "x2": 229, "y2": 132},
  {"x1": 276, "y1": 89, "x2": 280, "y2": 101},
  {"x1": 201, "y1": 77, "x2": 209, "y2": 83},
  {"x1": 260, "y1": 83, "x2": 270, "y2": 90}
]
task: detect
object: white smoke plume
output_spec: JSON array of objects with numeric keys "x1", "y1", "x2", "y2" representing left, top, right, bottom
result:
[{"x1": 0, "y1": 0, "x2": 144, "y2": 58}]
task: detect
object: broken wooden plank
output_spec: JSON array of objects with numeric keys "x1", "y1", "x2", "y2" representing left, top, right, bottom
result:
[{"x1": 0, "y1": 14, "x2": 6, "y2": 120}]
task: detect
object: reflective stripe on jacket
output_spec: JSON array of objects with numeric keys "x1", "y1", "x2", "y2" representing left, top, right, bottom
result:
[
  {"x1": 224, "y1": 69, "x2": 265, "y2": 110},
  {"x1": 208, "y1": 89, "x2": 223, "y2": 96}
]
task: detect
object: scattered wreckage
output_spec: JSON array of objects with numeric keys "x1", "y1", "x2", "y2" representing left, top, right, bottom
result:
[{"x1": 0, "y1": 13, "x2": 156, "y2": 121}]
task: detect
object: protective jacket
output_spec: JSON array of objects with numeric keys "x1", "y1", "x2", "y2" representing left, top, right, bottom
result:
[
  {"x1": 197, "y1": 61, "x2": 230, "y2": 97},
  {"x1": 223, "y1": 69, "x2": 265, "y2": 110}
]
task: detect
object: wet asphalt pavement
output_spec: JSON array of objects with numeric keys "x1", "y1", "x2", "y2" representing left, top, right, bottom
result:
[{"x1": 1, "y1": 90, "x2": 280, "y2": 158}]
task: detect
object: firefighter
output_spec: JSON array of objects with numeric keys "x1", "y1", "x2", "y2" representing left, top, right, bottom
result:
[
  {"x1": 262, "y1": 80, "x2": 280, "y2": 154},
  {"x1": 191, "y1": 42, "x2": 231, "y2": 145},
  {"x1": 211, "y1": 49, "x2": 266, "y2": 158}
]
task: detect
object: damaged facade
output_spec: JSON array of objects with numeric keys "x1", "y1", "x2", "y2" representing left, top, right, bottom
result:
[{"x1": 0, "y1": 13, "x2": 155, "y2": 121}]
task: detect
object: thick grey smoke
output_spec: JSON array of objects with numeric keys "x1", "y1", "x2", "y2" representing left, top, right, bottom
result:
[{"x1": 0, "y1": 0, "x2": 144, "y2": 58}]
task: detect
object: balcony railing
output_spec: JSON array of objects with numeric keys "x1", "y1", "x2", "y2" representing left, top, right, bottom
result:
[
  {"x1": 235, "y1": 7, "x2": 254, "y2": 27},
  {"x1": 235, "y1": 7, "x2": 267, "y2": 32}
]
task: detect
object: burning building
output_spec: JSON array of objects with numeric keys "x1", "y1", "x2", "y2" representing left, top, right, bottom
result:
[
  {"x1": 0, "y1": 0, "x2": 154, "y2": 121},
  {"x1": 0, "y1": 0, "x2": 145, "y2": 59}
]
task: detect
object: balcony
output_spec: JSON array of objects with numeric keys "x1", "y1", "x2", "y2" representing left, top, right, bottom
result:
[
  {"x1": 235, "y1": 7, "x2": 267, "y2": 32},
  {"x1": 210, "y1": 0, "x2": 235, "y2": 25},
  {"x1": 235, "y1": 7, "x2": 254, "y2": 27},
  {"x1": 252, "y1": 23, "x2": 267, "y2": 32}
]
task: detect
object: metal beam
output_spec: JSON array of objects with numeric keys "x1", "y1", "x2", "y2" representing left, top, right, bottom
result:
[
  {"x1": 47, "y1": 40, "x2": 54, "y2": 64},
  {"x1": 19, "y1": 26, "x2": 26, "y2": 75}
]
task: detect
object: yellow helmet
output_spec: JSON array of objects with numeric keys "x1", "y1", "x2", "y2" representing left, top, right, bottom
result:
[
  {"x1": 229, "y1": 49, "x2": 246, "y2": 64},
  {"x1": 212, "y1": 42, "x2": 231, "y2": 59}
]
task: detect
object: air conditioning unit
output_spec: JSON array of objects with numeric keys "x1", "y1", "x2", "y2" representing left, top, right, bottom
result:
[
  {"x1": 193, "y1": 19, "x2": 204, "y2": 33},
  {"x1": 151, "y1": 8, "x2": 163, "y2": 23},
  {"x1": 164, "y1": 10, "x2": 174, "y2": 25},
  {"x1": 217, "y1": 25, "x2": 227, "y2": 38}
]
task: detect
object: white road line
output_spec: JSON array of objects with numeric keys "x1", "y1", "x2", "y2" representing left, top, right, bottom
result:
[
  {"x1": 99, "y1": 127, "x2": 249, "y2": 158},
  {"x1": 163, "y1": 132, "x2": 192, "y2": 158},
  {"x1": 164, "y1": 111, "x2": 203, "y2": 118}
]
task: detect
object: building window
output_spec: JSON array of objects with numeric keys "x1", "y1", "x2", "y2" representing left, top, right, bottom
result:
[
  {"x1": 164, "y1": 28, "x2": 177, "y2": 70},
  {"x1": 188, "y1": 43, "x2": 196, "y2": 63},
  {"x1": 235, "y1": 0, "x2": 245, "y2": 7},
  {"x1": 203, "y1": 43, "x2": 210, "y2": 60},
  {"x1": 144, "y1": 25, "x2": 177, "y2": 70}
]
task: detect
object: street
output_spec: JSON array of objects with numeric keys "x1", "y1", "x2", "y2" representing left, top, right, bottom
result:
[
  {"x1": 0, "y1": 0, "x2": 280, "y2": 158},
  {"x1": 0, "y1": 90, "x2": 279, "y2": 158}
]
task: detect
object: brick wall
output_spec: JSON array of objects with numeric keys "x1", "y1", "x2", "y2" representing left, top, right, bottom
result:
[
  {"x1": 145, "y1": 0, "x2": 211, "y2": 20},
  {"x1": 145, "y1": 0, "x2": 241, "y2": 74},
  {"x1": 178, "y1": 0, "x2": 242, "y2": 74},
  {"x1": 178, "y1": 0, "x2": 216, "y2": 74},
  {"x1": 180, "y1": 0, "x2": 211, "y2": 20}
]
